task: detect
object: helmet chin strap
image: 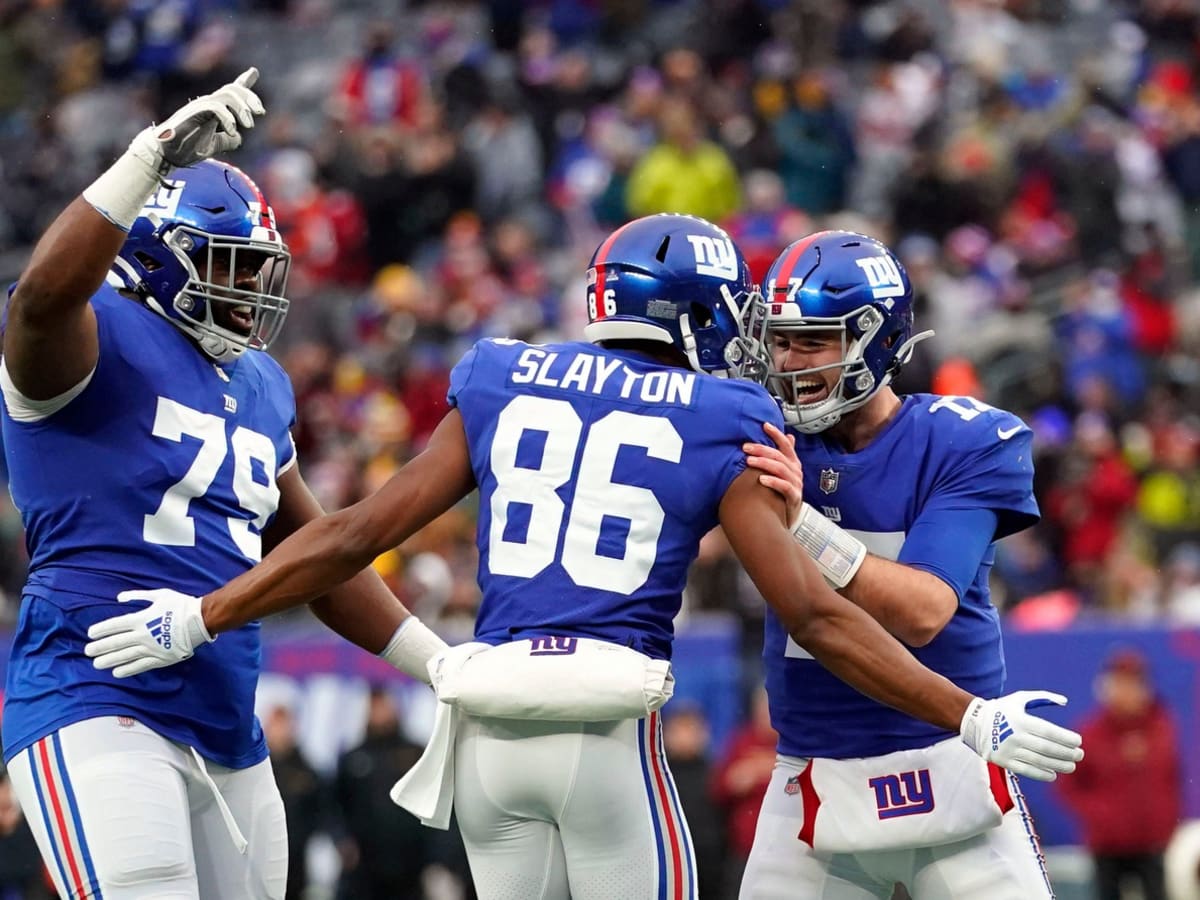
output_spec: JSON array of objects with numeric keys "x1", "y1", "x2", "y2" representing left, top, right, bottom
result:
[
  {"x1": 197, "y1": 331, "x2": 242, "y2": 364},
  {"x1": 787, "y1": 391, "x2": 848, "y2": 433},
  {"x1": 142, "y1": 292, "x2": 243, "y2": 363},
  {"x1": 678, "y1": 313, "x2": 705, "y2": 373},
  {"x1": 891, "y1": 329, "x2": 936, "y2": 369},
  {"x1": 109, "y1": 256, "x2": 143, "y2": 292}
]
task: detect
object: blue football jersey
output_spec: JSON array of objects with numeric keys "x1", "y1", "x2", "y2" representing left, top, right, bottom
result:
[
  {"x1": 1, "y1": 283, "x2": 295, "y2": 768},
  {"x1": 764, "y1": 393, "x2": 1039, "y2": 759},
  {"x1": 449, "y1": 339, "x2": 784, "y2": 660}
]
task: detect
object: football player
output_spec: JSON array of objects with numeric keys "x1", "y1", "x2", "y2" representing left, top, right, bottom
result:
[
  {"x1": 0, "y1": 69, "x2": 444, "y2": 899},
  {"x1": 85, "y1": 215, "x2": 1082, "y2": 900},
  {"x1": 740, "y1": 231, "x2": 1066, "y2": 899}
]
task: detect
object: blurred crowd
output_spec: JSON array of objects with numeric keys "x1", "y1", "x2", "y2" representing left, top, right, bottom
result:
[
  {"x1": 3, "y1": 0, "x2": 1199, "y2": 635},
  {"x1": 2, "y1": 1, "x2": 1200, "y2": 896},
  {"x1": 2, "y1": 0, "x2": 1200, "y2": 629}
]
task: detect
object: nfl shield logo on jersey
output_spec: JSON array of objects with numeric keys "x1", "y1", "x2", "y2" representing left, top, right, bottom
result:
[
  {"x1": 819, "y1": 468, "x2": 840, "y2": 494},
  {"x1": 784, "y1": 775, "x2": 801, "y2": 795}
]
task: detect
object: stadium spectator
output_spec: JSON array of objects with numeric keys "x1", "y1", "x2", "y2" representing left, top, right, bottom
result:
[
  {"x1": 333, "y1": 686, "x2": 439, "y2": 900},
  {"x1": 1045, "y1": 414, "x2": 1140, "y2": 601},
  {"x1": 0, "y1": 765, "x2": 52, "y2": 899},
  {"x1": 626, "y1": 94, "x2": 741, "y2": 222},
  {"x1": 1057, "y1": 648, "x2": 1181, "y2": 900},
  {"x1": 332, "y1": 20, "x2": 427, "y2": 130},
  {"x1": 663, "y1": 703, "x2": 727, "y2": 899},
  {"x1": 263, "y1": 700, "x2": 329, "y2": 900},
  {"x1": 770, "y1": 70, "x2": 856, "y2": 216},
  {"x1": 711, "y1": 688, "x2": 776, "y2": 895}
]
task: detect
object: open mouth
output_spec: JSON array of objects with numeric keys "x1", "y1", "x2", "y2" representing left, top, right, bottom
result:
[
  {"x1": 792, "y1": 376, "x2": 829, "y2": 405},
  {"x1": 226, "y1": 305, "x2": 255, "y2": 336}
]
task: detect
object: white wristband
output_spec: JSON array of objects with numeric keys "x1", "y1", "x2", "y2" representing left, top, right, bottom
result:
[
  {"x1": 791, "y1": 503, "x2": 868, "y2": 589},
  {"x1": 379, "y1": 617, "x2": 448, "y2": 684},
  {"x1": 81, "y1": 146, "x2": 165, "y2": 232},
  {"x1": 959, "y1": 696, "x2": 987, "y2": 749}
]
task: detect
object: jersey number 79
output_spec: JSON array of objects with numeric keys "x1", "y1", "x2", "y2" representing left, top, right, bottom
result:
[{"x1": 142, "y1": 396, "x2": 279, "y2": 560}]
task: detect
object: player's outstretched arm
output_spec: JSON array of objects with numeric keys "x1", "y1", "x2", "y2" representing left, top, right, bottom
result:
[
  {"x1": 720, "y1": 469, "x2": 970, "y2": 730},
  {"x1": 199, "y1": 408, "x2": 474, "y2": 628},
  {"x1": 719, "y1": 470, "x2": 1083, "y2": 780},
  {"x1": 4, "y1": 68, "x2": 265, "y2": 401},
  {"x1": 260, "y1": 464, "x2": 448, "y2": 676},
  {"x1": 744, "y1": 424, "x2": 956, "y2": 645},
  {"x1": 86, "y1": 409, "x2": 475, "y2": 677}
]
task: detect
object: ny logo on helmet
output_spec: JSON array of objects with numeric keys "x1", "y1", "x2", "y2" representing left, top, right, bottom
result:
[
  {"x1": 141, "y1": 179, "x2": 185, "y2": 219},
  {"x1": 855, "y1": 255, "x2": 906, "y2": 303},
  {"x1": 687, "y1": 234, "x2": 739, "y2": 280}
]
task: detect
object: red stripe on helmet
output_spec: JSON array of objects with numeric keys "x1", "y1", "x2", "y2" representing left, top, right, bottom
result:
[
  {"x1": 590, "y1": 219, "x2": 639, "y2": 321},
  {"x1": 225, "y1": 162, "x2": 274, "y2": 228},
  {"x1": 771, "y1": 232, "x2": 828, "y2": 299}
]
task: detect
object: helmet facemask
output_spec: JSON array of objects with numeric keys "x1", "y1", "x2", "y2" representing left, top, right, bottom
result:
[
  {"x1": 760, "y1": 305, "x2": 931, "y2": 433},
  {"x1": 114, "y1": 160, "x2": 293, "y2": 365},
  {"x1": 678, "y1": 283, "x2": 772, "y2": 383},
  {"x1": 148, "y1": 223, "x2": 291, "y2": 364}
]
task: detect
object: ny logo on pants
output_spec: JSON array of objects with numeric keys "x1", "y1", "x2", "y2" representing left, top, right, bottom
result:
[
  {"x1": 528, "y1": 636, "x2": 578, "y2": 656},
  {"x1": 867, "y1": 769, "x2": 934, "y2": 819}
]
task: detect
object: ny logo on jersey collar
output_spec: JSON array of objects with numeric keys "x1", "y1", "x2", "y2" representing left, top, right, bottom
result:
[{"x1": 819, "y1": 468, "x2": 840, "y2": 494}]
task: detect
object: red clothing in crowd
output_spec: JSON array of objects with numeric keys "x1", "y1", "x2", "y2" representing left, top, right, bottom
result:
[
  {"x1": 337, "y1": 57, "x2": 425, "y2": 128},
  {"x1": 1056, "y1": 700, "x2": 1181, "y2": 853},
  {"x1": 710, "y1": 726, "x2": 777, "y2": 858},
  {"x1": 1046, "y1": 453, "x2": 1140, "y2": 567}
]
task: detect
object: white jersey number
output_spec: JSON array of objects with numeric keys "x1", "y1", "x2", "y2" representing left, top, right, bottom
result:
[
  {"x1": 928, "y1": 395, "x2": 994, "y2": 421},
  {"x1": 142, "y1": 396, "x2": 279, "y2": 560},
  {"x1": 488, "y1": 396, "x2": 682, "y2": 595}
]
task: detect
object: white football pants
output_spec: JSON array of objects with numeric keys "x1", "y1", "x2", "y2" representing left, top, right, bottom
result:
[
  {"x1": 7, "y1": 717, "x2": 287, "y2": 900},
  {"x1": 739, "y1": 756, "x2": 1054, "y2": 899},
  {"x1": 453, "y1": 710, "x2": 697, "y2": 900}
]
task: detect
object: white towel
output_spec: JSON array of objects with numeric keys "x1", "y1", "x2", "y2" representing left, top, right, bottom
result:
[
  {"x1": 435, "y1": 637, "x2": 674, "y2": 720},
  {"x1": 390, "y1": 700, "x2": 457, "y2": 830},
  {"x1": 390, "y1": 637, "x2": 676, "y2": 830},
  {"x1": 389, "y1": 642, "x2": 490, "y2": 830}
]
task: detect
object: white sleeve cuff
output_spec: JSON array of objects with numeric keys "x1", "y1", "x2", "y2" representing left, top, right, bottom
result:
[
  {"x1": 0, "y1": 358, "x2": 96, "y2": 423},
  {"x1": 379, "y1": 617, "x2": 449, "y2": 684}
]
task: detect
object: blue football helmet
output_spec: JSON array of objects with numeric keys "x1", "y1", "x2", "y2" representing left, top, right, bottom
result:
[
  {"x1": 759, "y1": 231, "x2": 933, "y2": 432},
  {"x1": 583, "y1": 213, "x2": 769, "y2": 381},
  {"x1": 112, "y1": 159, "x2": 291, "y2": 363}
]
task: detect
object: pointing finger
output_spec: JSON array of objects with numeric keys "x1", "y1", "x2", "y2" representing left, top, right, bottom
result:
[{"x1": 235, "y1": 67, "x2": 259, "y2": 89}]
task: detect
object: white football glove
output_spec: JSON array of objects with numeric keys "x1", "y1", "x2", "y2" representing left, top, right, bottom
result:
[
  {"x1": 130, "y1": 67, "x2": 265, "y2": 174},
  {"x1": 959, "y1": 691, "x2": 1084, "y2": 782},
  {"x1": 85, "y1": 589, "x2": 215, "y2": 678},
  {"x1": 84, "y1": 68, "x2": 266, "y2": 229}
]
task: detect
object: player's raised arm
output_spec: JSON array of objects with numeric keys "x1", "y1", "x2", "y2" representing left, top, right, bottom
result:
[
  {"x1": 4, "y1": 68, "x2": 264, "y2": 400},
  {"x1": 85, "y1": 408, "x2": 475, "y2": 673},
  {"x1": 719, "y1": 468, "x2": 1084, "y2": 781},
  {"x1": 745, "y1": 422, "x2": 958, "y2": 646}
]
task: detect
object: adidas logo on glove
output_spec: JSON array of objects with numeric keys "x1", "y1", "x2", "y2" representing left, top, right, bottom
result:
[
  {"x1": 990, "y1": 712, "x2": 1013, "y2": 751},
  {"x1": 146, "y1": 613, "x2": 173, "y2": 650}
]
